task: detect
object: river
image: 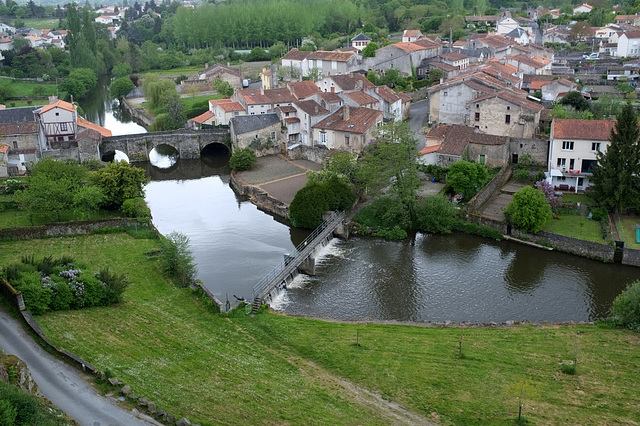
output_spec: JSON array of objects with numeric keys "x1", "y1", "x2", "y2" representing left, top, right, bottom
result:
[{"x1": 80, "y1": 84, "x2": 640, "y2": 323}]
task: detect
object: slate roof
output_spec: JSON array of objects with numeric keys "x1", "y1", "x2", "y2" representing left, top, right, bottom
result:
[
  {"x1": 351, "y1": 33, "x2": 371, "y2": 41},
  {"x1": 314, "y1": 106, "x2": 382, "y2": 134},
  {"x1": 230, "y1": 113, "x2": 280, "y2": 135},
  {"x1": 552, "y1": 118, "x2": 616, "y2": 141},
  {"x1": 0, "y1": 106, "x2": 38, "y2": 124}
]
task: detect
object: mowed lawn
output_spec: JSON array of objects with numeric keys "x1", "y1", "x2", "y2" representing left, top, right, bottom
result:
[{"x1": 1, "y1": 233, "x2": 639, "y2": 425}]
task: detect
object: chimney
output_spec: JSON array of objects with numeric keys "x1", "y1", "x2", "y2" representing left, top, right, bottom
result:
[
  {"x1": 260, "y1": 87, "x2": 264, "y2": 95},
  {"x1": 356, "y1": 80, "x2": 363, "y2": 90},
  {"x1": 205, "y1": 62, "x2": 209, "y2": 69},
  {"x1": 314, "y1": 104, "x2": 318, "y2": 114},
  {"x1": 48, "y1": 94, "x2": 58, "y2": 104},
  {"x1": 344, "y1": 104, "x2": 350, "y2": 121}
]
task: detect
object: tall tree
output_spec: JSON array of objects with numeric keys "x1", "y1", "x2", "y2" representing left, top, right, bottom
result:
[{"x1": 591, "y1": 104, "x2": 640, "y2": 212}]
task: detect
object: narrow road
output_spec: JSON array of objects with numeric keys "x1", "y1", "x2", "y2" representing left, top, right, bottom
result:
[
  {"x1": 409, "y1": 99, "x2": 428, "y2": 150},
  {"x1": 0, "y1": 306, "x2": 157, "y2": 426}
]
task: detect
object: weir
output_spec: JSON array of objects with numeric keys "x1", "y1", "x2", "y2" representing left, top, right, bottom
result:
[{"x1": 252, "y1": 211, "x2": 348, "y2": 311}]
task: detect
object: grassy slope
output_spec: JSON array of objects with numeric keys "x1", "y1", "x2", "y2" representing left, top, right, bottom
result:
[{"x1": 1, "y1": 234, "x2": 639, "y2": 425}]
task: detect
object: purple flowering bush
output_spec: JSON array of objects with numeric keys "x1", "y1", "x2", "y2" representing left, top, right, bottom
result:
[
  {"x1": 3, "y1": 257, "x2": 129, "y2": 314},
  {"x1": 535, "y1": 180, "x2": 563, "y2": 212}
]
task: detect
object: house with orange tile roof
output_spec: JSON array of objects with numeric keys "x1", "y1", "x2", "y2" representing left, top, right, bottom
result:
[
  {"x1": 286, "y1": 80, "x2": 321, "y2": 100},
  {"x1": 423, "y1": 124, "x2": 509, "y2": 167},
  {"x1": 187, "y1": 110, "x2": 216, "y2": 129},
  {"x1": 206, "y1": 99, "x2": 245, "y2": 125},
  {"x1": 365, "y1": 84, "x2": 403, "y2": 121},
  {"x1": 307, "y1": 50, "x2": 357, "y2": 78},
  {"x1": 312, "y1": 105, "x2": 382, "y2": 152},
  {"x1": 548, "y1": 118, "x2": 616, "y2": 192},
  {"x1": 402, "y1": 29, "x2": 423, "y2": 43},
  {"x1": 315, "y1": 73, "x2": 375, "y2": 94},
  {"x1": 340, "y1": 91, "x2": 379, "y2": 110},
  {"x1": 281, "y1": 48, "x2": 312, "y2": 79},
  {"x1": 506, "y1": 54, "x2": 552, "y2": 75}
]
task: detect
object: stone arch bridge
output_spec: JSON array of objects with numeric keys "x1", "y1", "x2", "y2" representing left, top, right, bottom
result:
[{"x1": 100, "y1": 128, "x2": 230, "y2": 162}]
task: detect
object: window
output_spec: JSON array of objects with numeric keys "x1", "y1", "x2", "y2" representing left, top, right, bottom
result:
[
  {"x1": 505, "y1": 114, "x2": 511, "y2": 124},
  {"x1": 55, "y1": 112, "x2": 59, "y2": 116},
  {"x1": 345, "y1": 135, "x2": 350, "y2": 146},
  {"x1": 61, "y1": 122, "x2": 67, "y2": 131},
  {"x1": 592, "y1": 142, "x2": 601, "y2": 151},
  {"x1": 569, "y1": 158, "x2": 575, "y2": 170},
  {"x1": 557, "y1": 158, "x2": 566, "y2": 167},
  {"x1": 562, "y1": 141, "x2": 574, "y2": 151},
  {"x1": 320, "y1": 132, "x2": 327, "y2": 144},
  {"x1": 476, "y1": 104, "x2": 479, "y2": 108},
  {"x1": 443, "y1": 91, "x2": 448, "y2": 96},
  {"x1": 270, "y1": 131, "x2": 276, "y2": 139},
  {"x1": 507, "y1": 106, "x2": 511, "y2": 110},
  {"x1": 475, "y1": 112, "x2": 480, "y2": 121},
  {"x1": 479, "y1": 154, "x2": 485, "y2": 165},
  {"x1": 12, "y1": 141, "x2": 17, "y2": 149}
]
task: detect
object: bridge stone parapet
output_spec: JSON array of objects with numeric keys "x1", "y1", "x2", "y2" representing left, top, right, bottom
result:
[{"x1": 100, "y1": 128, "x2": 230, "y2": 162}]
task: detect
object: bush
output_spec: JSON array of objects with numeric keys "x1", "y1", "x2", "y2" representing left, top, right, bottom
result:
[
  {"x1": 121, "y1": 197, "x2": 151, "y2": 221},
  {"x1": 159, "y1": 231, "x2": 197, "y2": 287},
  {"x1": 611, "y1": 280, "x2": 640, "y2": 330},
  {"x1": 289, "y1": 183, "x2": 330, "y2": 229},
  {"x1": 229, "y1": 148, "x2": 258, "y2": 171},
  {"x1": 418, "y1": 164, "x2": 448, "y2": 182},
  {"x1": 4, "y1": 179, "x2": 22, "y2": 194},
  {"x1": 514, "y1": 169, "x2": 531, "y2": 182},
  {"x1": 589, "y1": 206, "x2": 608, "y2": 221},
  {"x1": 505, "y1": 186, "x2": 553, "y2": 233},
  {"x1": 353, "y1": 197, "x2": 411, "y2": 237},
  {"x1": 415, "y1": 195, "x2": 458, "y2": 234},
  {"x1": 0, "y1": 380, "x2": 69, "y2": 425}
]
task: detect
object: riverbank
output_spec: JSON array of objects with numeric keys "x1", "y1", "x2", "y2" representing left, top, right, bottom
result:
[
  {"x1": 1, "y1": 231, "x2": 638, "y2": 425},
  {"x1": 121, "y1": 97, "x2": 153, "y2": 129}
]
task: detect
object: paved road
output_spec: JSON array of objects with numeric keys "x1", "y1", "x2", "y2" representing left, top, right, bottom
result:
[
  {"x1": 0, "y1": 306, "x2": 157, "y2": 426},
  {"x1": 409, "y1": 99, "x2": 428, "y2": 150}
]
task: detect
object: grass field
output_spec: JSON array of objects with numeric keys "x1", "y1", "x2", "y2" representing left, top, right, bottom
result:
[
  {"x1": 543, "y1": 214, "x2": 604, "y2": 243},
  {"x1": 142, "y1": 67, "x2": 202, "y2": 78},
  {"x1": 22, "y1": 18, "x2": 59, "y2": 30},
  {"x1": 0, "y1": 79, "x2": 67, "y2": 102},
  {"x1": 617, "y1": 214, "x2": 640, "y2": 249},
  {"x1": 1, "y1": 233, "x2": 638, "y2": 425}
]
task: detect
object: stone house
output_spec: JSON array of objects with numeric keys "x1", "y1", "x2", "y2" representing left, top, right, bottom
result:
[
  {"x1": 0, "y1": 121, "x2": 39, "y2": 176},
  {"x1": 440, "y1": 52, "x2": 470, "y2": 70},
  {"x1": 366, "y1": 40, "x2": 442, "y2": 76},
  {"x1": 417, "y1": 60, "x2": 460, "y2": 80},
  {"x1": 232, "y1": 88, "x2": 296, "y2": 115},
  {"x1": 313, "y1": 91, "x2": 344, "y2": 113},
  {"x1": 506, "y1": 54, "x2": 552, "y2": 75},
  {"x1": 365, "y1": 84, "x2": 403, "y2": 121},
  {"x1": 229, "y1": 113, "x2": 282, "y2": 153},
  {"x1": 402, "y1": 29, "x2": 423, "y2": 43},
  {"x1": 195, "y1": 63, "x2": 243, "y2": 90},
  {"x1": 187, "y1": 110, "x2": 216, "y2": 129},
  {"x1": 469, "y1": 91, "x2": 543, "y2": 138},
  {"x1": 542, "y1": 26, "x2": 571, "y2": 44},
  {"x1": 286, "y1": 80, "x2": 322, "y2": 100},
  {"x1": 535, "y1": 78, "x2": 576, "y2": 101},
  {"x1": 496, "y1": 16, "x2": 519, "y2": 35},
  {"x1": 306, "y1": 50, "x2": 357, "y2": 78},
  {"x1": 424, "y1": 124, "x2": 509, "y2": 168},
  {"x1": 466, "y1": 34, "x2": 513, "y2": 59},
  {"x1": 316, "y1": 73, "x2": 374, "y2": 94},
  {"x1": 548, "y1": 118, "x2": 616, "y2": 192},
  {"x1": 282, "y1": 100, "x2": 330, "y2": 146},
  {"x1": 208, "y1": 99, "x2": 244, "y2": 125},
  {"x1": 312, "y1": 105, "x2": 382, "y2": 152}
]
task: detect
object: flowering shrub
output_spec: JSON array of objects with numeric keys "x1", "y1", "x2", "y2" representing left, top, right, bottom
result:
[
  {"x1": 3, "y1": 257, "x2": 130, "y2": 314},
  {"x1": 535, "y1": 180, "x2": 563, "y2": 212}
]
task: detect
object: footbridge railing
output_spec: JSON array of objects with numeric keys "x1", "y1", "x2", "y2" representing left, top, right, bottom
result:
[{"x1": 252, "y1": 211, "x2": 345, "y2": 305}]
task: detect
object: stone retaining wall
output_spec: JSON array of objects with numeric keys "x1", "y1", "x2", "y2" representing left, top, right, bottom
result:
[
  {"x1": 622, "y1": 247, "x2": 640, "y2": 267},
  {"x1": 286, "y1": 144, "x2": 328, "y2": 164},
  {"x1": 466, "y1": 165, "x2": 512, "y2": 214},
  {"x1": 0, "y1": 218, "x2": 145, "y2": 240},
  {"x1": 230, "y1": 173, "x2": 289, "y2": 220},
  {"x1": 121, "y1": 98, "x2": 153, "y2": 128}
]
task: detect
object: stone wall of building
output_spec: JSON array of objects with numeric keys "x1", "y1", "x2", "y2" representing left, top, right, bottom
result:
[
  {"x1": 509, "y1": 138, "x2": 549, "y2": 167},
  {"x1": 286, "y1": 144, "x2": 329, "y2": 163}
]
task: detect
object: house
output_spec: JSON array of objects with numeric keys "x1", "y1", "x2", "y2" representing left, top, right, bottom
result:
[
  {"x1": 306, "y1": 50, "x2": 357, "y2": 78},
  {"x1": 526, "y1": 76, "x2": 576, "y2": 100},
  {"x1": 232, "y1": 87, "x2": 296, "y2": 115},
  {"x1": 196, "y1": 63, "x2": 242, "y2": 89},
  {"x1": 464, "y1": 15, "x2": 500, "y2": 27},
  {"x1": 229, "y1": 113, "x2": 282, "y2": 152},
  {"x1": 0, "y1": 107, "x2": 39, "y2": 176},
  {"x1": 615, "y1": 15, "x2": 640, "y2": 26},
  {"x1": 367, "y1": 40, "x2": 442, "y2": 76},
  {"x1": 281, "y1": 48, "x2": 312, "y2": 80},
  {"x1": 314, "y1": 91, "x2": 344, "y2": 113},
  {"x1": 548, "y1": 118, "x2": 616, "y2": 192},
  {"x1": 617, "y1": 31, "x2": 640, "y2": 57},
  {"x1": 0, "y1": 23, "x2": 16, "y2": 34},
  {"x1": 288, "y1": 99, "x2": 330, "y2": 146},
  {"x1": 351, "y1": 33, "x2": 372, "y2": 51},
  {"x1": 0, "y1": 37, "x2": 11, "y2": 50},
  {"x1": 542, "y1": 26, "x2": 571, "y2": 44},
  {"x1": 573, "y1": 3, "x2": 593, "y2": 14},
  {"x1": 260, "y1": 68, "x2": 272, "y2": 89},
  {"x1": 469, "y1": 91, "x2": 543, "y2": 138},
  {"x1": 187, "y1": 110, "x2": 216, "y2": 130},
  {"x1": 440, "y1": 52, "x2": 470, "y2": 69},
  {"x1": 366, "y1": 84, "x2": 403, "y2": 121},
  {"x1": 466, "y1": 34, "x2": 513, "y2": 59},
  {"x1": 417, "y1": 60, "x2": 460, "y2": 80},
  {"x1": 505, "y1": 27, "x2": 530, "y2": 45},
  {"x1": 402, "y1": 29, "x2": 423, "y2": 43},
  {"x1": 340, "y1": 91, "x2": 379, "y2": 110},
  {"x1": 315, "y1": 73, "x2": 374, "y2": 94},
  {"x1": 24, "y1": 35, "x2": 43, "y2": 48},
  {"x1": 209, "y1": 99, "x2": 244, "y2": 125},
  {"x1": 606, "y1": 64, "x2": 640, "y2": 81},
  {"x1": 506, "y1": 55, "x2": 552, "y2": 75},
  {"x1": 424, "y1": 124, "x2": 509, "y2": 168},
  {"x1": 496, "y1": 16, "x2": 519, "y2": 35},
  {"x1": 312, "y1": 105, "x2": 382, "y2": 152},
  {"x1": 286, "y1": 80, "x2": 321, "y2": 100}
]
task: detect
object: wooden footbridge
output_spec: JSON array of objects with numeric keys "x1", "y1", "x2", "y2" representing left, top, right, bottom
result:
[{"x1": 252, "y1": 211, "x2": 347, "y2": 312}]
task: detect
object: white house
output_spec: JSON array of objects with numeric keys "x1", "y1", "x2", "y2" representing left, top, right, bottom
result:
[
  {"x1": 617, "y1": 31, "x2": 640, "y2": 57},
  {"x1": 281, "y1": 48, "x2": 311, "y2": 79},
  {"x1": 402, "y1": 29, "x2": 423, "y2": 43},
  {"x1": 497, "y1": 17, "x2": 519, "y2": 35},
  {"x1": 548, "y1": 118, "x2": 615, "y2": 192},
  {"x1": 573, "y1": 3, "x2": 593, "y2": 14},
  {"x1": 351, "y1": 33, "x2": 371, "y2": 51}
]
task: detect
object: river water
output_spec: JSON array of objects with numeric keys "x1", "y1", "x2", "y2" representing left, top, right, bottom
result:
[{"x1": 80, "y1": 84, "x2": 640, "y2": 323}]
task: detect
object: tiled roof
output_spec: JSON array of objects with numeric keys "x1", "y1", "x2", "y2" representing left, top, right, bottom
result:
[
  {"x1": 430, "y1": 61, "x2": 458, "y2": 71},
  {"x1": 308, "y1": 50, "x2": 355, "y2": 61},
  {"x1": 265, "y1": 88, "x2": 296, "y2": 104},
  {"x1": 189, "y1": 110, "x2": 215, "y2": 124},
  {"x1": 0, "y1": 122, "x2": 38, "y2": 134},
  {"x1": 621, "y1": 31, "x2": 640, "y2": 39},
  {"x1": 464, "y1": 15, "x2": 500, "y2": 21},
  {"x1": 209, "y1": 99, "x2": 233, "y2": 107},
  {"x1": 481, "y1": 35, "x2": 513, "y2": 49},
  {"x1": 509, "y1": 54, "x2": 547, "y2": 69},
  {"x1": 403, "y1": 29, "x2": 422, "y2": 37},
  {"x1": 77, "y1": 117, "x2": 112, "y2": 137},
  {"x1": 470, "y1": 91, "x2": 544, "y2": 112},
  {"x1": 40, "y1": 99, "x2": 76, "y2": 114},
  {"x1": 276, "y1": 105, "x2": 297, "y2": 114},
  {"x1": 314, "y1": 106, "x2": 382, "y2": 134},
  {"x1": 282, "y1": 48, "x2": 312, "y2": 61},
  {"x1": 317, "y1": 92, "x2": 342, "y2": 103},
  {"x1": 287, "y1": 80, "x2": 321, "y2": 100},
  {"x1": 428, "y1": 124, "x2": 508, "y2": 156},
  {"x1": 373, "y1": 85, "x2": 400, "y2": 103},
  {"x1": 218, "y1": 101, "x2": 244, "y2": 112},
  {"x1": 414, "y1": 38, "x2": 443, "y2": 49},
  {"x1": 552, "y1": 118, "x2": 616, "y2": 140},
  {"x1": 329, "y1": 73, "x2": 375, "y2": 91},
  {"x1": 342, "y1": 91, "x2": 378, "y2": 106},
  {"x1": 230, "y1": 113, "x2": 280, "y2": 135},
  {"x1": 388, "y1": 42, "x2": 430, "y2": 52},
  {"x1": 295, "y1": 99, "x2": 329, "y2": 115},
  {"x1": 285, "y1": 117, "x2": 300, "y2": 123},
  {"x1": 236, "y1": 88, "x2": 295, "y2": 106},
  {"x1": 198, "y1": 63, "x2": 241, "y2": 78},
  {"x1": 441, "y1": 52, "x2": 469, "y2": 62}
]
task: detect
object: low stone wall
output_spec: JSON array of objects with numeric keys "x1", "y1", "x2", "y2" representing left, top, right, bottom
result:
[
  {"x1": 622, "y1": 247, "x2": 640, "y2": 267},
  {"x1": 0, "y1": 218, "x2": 145, "y2": 240},
  {"x1": 121, "y1": 98, "x2": 153, "y2": 128},
  {"x1": 466, "y1": 165, "x2": 512, "y2": 214},
  {"x1": 467, "y1": 214, "x2": 508, "y2": 234},
  {"x1": 229, "y1": 173, "x2": 289, "y2": 220}
]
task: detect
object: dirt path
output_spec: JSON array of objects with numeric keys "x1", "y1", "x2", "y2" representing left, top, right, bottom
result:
[{"x1": 226, "y1": 318, "x2": 437, "y2": 425}]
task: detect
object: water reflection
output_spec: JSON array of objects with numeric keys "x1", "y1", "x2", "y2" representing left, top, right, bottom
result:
[{"x1": 149, "y1": 145, "x2": 179, "y2": 169}]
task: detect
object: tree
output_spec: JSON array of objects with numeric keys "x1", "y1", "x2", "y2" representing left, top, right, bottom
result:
[
  {"x1": 358, "y1": 120, "x2": 419, "y2": 223},
  {"x1": 229, "y1": 147, "x2": 257, "y2": 171},
  {"x1": 112, "y1": 62, "x2": 133, "y2": 79},
  {"x1": 570, "y1": 20, "x2": 591, "y2": 41},
  {"x1": 505, "y1": 377, "x2": 541, "y2": 423},
  {"x1": 446, "y1": 161, "x2": 488, "y2": 199},
  {"x1": 91, "y1": 161, "x2": 150, "y2": 209},
  {"x1": 504, "y1": 186, "x2": 553, "y2": 233},
  {"x1": 110, "y1": 76, "x2": 135, "y2": 100},
  {"x1": 361, "y1": 42, "x2": 379, "y2": 57},
  {"x1": 59, "y1": 67, "x2": 97, "y2": 100},
  {"x1": 591, "y1": 104, "x2": 640, "y2": 211},
  {"x1": 611, "y1": 280, "x2": 640, "y2": 330},
  {"x1": 212, "y1": 77, "x2": 233, "y2": 97},
  {"x1": 15, "y1": 158, "x2": 88, "y2": 222},
  {"x1": 560, "y1": 91, "x2": 589, "y2": 111},
  {"x1": 160, "y1": 231, "x2": 197, "y2": 287}
]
